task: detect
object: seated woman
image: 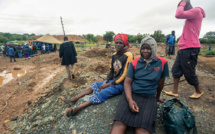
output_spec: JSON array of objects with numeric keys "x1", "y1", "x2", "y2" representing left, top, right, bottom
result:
[
  {"x1": 60, "y1": 33, "x2": 133, "y2": 117},
  {"x1": 110, "y1": 36, "x2": 169, "y2": 134}
]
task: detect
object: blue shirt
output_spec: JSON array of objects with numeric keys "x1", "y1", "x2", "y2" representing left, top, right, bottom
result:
[{"x1": 126, "y1": 56, "x2": 169, "y2": 97}]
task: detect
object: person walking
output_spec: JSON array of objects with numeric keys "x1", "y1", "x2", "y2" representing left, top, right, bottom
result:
[
  {"x1": 8, "y1": 45, "x2": 17, "y2": 62},
  {"x1": 59, "y1": 36, "x2": 77, "y2": 80},
  {"x1": 164, "y1": 0, "x2": 206, "y2": 99}
]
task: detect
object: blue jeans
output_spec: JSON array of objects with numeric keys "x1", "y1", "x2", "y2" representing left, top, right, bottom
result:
[{"x1": 89, "y1": 80, "x2": 124, "y2": 104}]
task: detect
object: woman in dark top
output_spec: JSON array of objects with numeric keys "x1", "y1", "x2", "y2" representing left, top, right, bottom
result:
[
  {"x1": 111, "y1": 36, "x2": 169, "y2": 134},
  {"x1": 60, "y1": 34, "x2": 133, "y2": 117}
]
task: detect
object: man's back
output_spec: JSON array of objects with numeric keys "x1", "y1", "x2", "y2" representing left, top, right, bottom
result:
[{"x1": 59, "y1": 41, "x2": 77, "y2": 65}]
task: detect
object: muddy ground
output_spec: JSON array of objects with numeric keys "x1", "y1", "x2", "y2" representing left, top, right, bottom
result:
[{"x1": 0, "y1": 44, "x2": 215, "y2": 134}]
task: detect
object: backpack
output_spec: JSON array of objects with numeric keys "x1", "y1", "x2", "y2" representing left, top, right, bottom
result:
[
  {"x1": 168, "y1": 35, "x2": 175, "y2": 45},
  {"x1": 162, "y1": 98, "x2": 197, "y2": 134}
]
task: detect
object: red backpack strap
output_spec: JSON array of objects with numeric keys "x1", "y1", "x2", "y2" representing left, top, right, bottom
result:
[
  {"x1": 131, "y1": 57, "x2": 140, "y2": 72},
  {"x1": 156, "y1": 56, "x2": 167, "y2": 71}
]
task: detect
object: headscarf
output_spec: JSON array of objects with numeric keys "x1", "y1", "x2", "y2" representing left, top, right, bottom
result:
[
  {"x1": 114, "y1": 34, "x2": 130, "y2": 49},
  {"x1": 140, "y1": 36, "x2": 157, "y2": 69}
]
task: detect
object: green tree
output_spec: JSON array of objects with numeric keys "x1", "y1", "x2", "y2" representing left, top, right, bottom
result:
[
  {"x1": 103, "y1": 31, "x2": 115, "y2": 43},
  {"x1": 86, "y1": 34, "x2": 95, "y2": 43},
  {"x1": 0, "y1": 35, "x2": 8, "y2": 43},
  {"x1": 30, "y1": 33, "x2": 36, "y2": 36},
  {"x1": 203, "y1": 31, "x2": 215, "y2": 39},
  {"x1": 151, "y1": 30, "x2": 165, "y2": 42}
]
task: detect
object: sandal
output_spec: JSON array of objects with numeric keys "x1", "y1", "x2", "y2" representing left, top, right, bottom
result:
[
  {"x1": 65, "y1": 108, "x2": 77, "y2": 117},
  {"x1": 59, "y1": 96, "x2": 75, "y2": 106}
]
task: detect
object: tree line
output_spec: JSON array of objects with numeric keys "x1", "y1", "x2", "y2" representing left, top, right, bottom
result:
[{"x1": 0, "y1": 31, "x2": 215, "y2": 44}]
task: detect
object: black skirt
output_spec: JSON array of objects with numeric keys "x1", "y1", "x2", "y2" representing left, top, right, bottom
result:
[{"x1": 114, "y1": 92, "x2": 157, "y2": 133}]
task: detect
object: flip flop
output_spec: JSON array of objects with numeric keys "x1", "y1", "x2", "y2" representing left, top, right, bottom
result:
[
  {"x1": 189, "y1": 92, "x2": 204, "y2": 99},
  {"x1": 59, "y1": 96, "x2": 75, "y2": 106},
  {"x1": 163, "y1": 91, "x2": 179, "y2": 97},
  {"x1": 65, "y1": 108, "x2": 77, "y2": 117}
]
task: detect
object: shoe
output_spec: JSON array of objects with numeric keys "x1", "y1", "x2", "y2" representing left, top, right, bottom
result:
[
  {"x1": 65, "y1": 108, "x2": 76, "y2": 117},
  {"x1": 163, "y1": 91, "x2": 179, "y2": 97},
  {"x1": 59, "y1": 96, "x2": 75, "y2": 106}
]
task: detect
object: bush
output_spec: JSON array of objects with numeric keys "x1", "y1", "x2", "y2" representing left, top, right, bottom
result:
[{"x1": 205, "y1": 50, "x2": 215, "y2": 55}]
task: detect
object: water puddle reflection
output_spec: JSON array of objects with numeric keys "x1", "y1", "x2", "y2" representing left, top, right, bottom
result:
[{"x1": 0, "y1": 68, "x2": 28, "y2": 87}]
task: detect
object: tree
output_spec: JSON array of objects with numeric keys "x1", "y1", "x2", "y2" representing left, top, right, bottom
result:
[
  {"x1": 86, "y1": 34, "x2": 95, "y2": 44},
  {"x1": 103, "y1": 31, "x2": 115, "y2": 43},
  {"x1": 0, "y1": 35, "x2": 8, "y2": 43},
  {"x1": 151, "y1": 30, "x2": 165, "y2": 42},
  {"x1": 30, "y1": 33, "x2": 36, "y2": 36},
  {"x1": 203, "y1": 31, "x2": 215, "y2": 39}
]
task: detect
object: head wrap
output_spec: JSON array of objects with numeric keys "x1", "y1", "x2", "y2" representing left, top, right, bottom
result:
[
  {"x1": 114, "y1": 34, "x2": 130, "y2": 49},
  {"x1": 140, "y1": 36, "x2": 157, "y2": 69}
]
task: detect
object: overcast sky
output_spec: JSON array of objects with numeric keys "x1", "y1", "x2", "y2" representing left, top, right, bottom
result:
[{"x1": 0, "y1": 0, "x2": 214, "y2": 38}]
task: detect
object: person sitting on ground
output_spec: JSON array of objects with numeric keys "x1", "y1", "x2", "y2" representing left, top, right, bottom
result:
[
  {"x1": 60, "y1": 33, "x2": 133, "y2": 117},
  {"x1": 59, "y1": 36, "x2": 77, "y2": 80},
  {"x1": 164, "y1": 0, "x2": 205, "y2": 99},
  {"x1": 110, "y1": 36, "x2": 169, "y2": 134}
]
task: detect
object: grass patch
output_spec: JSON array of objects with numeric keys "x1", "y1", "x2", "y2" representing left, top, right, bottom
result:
[
  {"x1": 77, "y1": 48, "x2": 86, "y2": 54},
  {"x1": 205, "y1": 50, "x2": 215, "y2": 55}
]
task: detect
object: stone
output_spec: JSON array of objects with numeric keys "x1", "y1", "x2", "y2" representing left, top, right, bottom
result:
[{"x1": 11, "y1": 114, "x2": 18, "y2": 121}]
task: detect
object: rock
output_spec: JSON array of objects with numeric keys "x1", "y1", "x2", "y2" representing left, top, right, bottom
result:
[
  {"x1": 3, "y1": 120, "x2": 10, "y2": 130},
  {"x1": 11, "y1": 115, "x2": 18, "y2": 121}
]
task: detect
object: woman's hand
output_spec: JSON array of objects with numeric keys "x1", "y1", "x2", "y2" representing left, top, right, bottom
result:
[
  {"x1": 157, "y1": 97, "x2": 166, "y2": 103},
  {"x1": 128, "y1": 100, "x2": 139, "y2": 113},
  {"x1": 99, "y1": 81, "x2": 111, "y2": 91}
]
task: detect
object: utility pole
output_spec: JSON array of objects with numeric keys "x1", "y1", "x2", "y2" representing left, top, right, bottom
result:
[{"x1": 60, "y1": 16, "x2": 65, "y2": 36}]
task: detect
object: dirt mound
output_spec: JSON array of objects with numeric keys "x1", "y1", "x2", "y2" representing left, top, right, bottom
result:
[
  {"x1": 80, "y1": 48, "x2": 113, "y2": 58},
  {"x1": 53, "y1": 35, "x2": 85, "y2": 42}
]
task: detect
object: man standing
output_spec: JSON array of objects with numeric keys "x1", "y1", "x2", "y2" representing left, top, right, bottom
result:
[
  {"x1": 165, "y1": 31, "x2": 176, "y2": 59},
  {"x1": 1, "y1": 44, "x2": 6, "y2": 57},
  {"x1": 59, "y1": 36, "x2": 77, "y2": 80},
  {"x1": 8, "y1": 45, "x2": 17, "y2": 62},
  {"x1": 164, "y1": 0, "x2": 205, "y2": 99}
]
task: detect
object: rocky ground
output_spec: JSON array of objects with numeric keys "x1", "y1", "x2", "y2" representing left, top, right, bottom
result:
[{"x1": 0, "y1": 44, "x2": 215, "y2": 134}]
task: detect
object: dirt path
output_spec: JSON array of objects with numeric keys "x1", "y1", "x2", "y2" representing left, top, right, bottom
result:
[{"x1": 0, "y1": 52, "x2": 65, "y2": 132}]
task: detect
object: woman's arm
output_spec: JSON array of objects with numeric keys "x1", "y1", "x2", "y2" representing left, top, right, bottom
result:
[
  {"x1": 124, "y1": 77, "x2": 139, "y2": 113},
  {"x1": 157, "y1": 78, "x2": 165, "y2": 103}
]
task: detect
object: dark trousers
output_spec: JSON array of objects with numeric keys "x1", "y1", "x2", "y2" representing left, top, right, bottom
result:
[
  {"x1": 10, "y1": 56, "x2": 16, "y2": 62},
  {"x1": 172, "y1": 48, "x2": 200, "y2": 86}
]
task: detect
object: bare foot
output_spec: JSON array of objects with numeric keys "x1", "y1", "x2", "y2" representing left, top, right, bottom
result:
[
  {"x1": 189, "y1": 92, "x2": 204, "y2": 99},
  {"x1": 163, "y1": 91, "x2": 179, "y2": 97},
  {"x1": 158, "y1": 97, "x2": 166, "y2": 103}
]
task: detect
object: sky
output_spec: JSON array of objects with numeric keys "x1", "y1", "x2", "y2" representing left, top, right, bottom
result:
[{"x1": 0, "y1": 0, "x2": 214, "y2": 38}]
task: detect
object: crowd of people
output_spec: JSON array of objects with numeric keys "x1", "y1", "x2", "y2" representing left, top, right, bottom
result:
[{"x1": 0, "y1": 42, "x2": 57, "y2": 62}]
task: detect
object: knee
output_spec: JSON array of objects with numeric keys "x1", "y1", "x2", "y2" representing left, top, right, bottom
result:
[
  {"x1": 111, "y1": 121, "x2": 127, "y2": 134},
  {"x1": 135, "y1": 128, "x2": 150, "y2": 134}
]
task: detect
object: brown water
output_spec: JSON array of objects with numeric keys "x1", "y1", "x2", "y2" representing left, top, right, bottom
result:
[{"x1": 0, "y1": 68, "x2": 28, "y2": 86}]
